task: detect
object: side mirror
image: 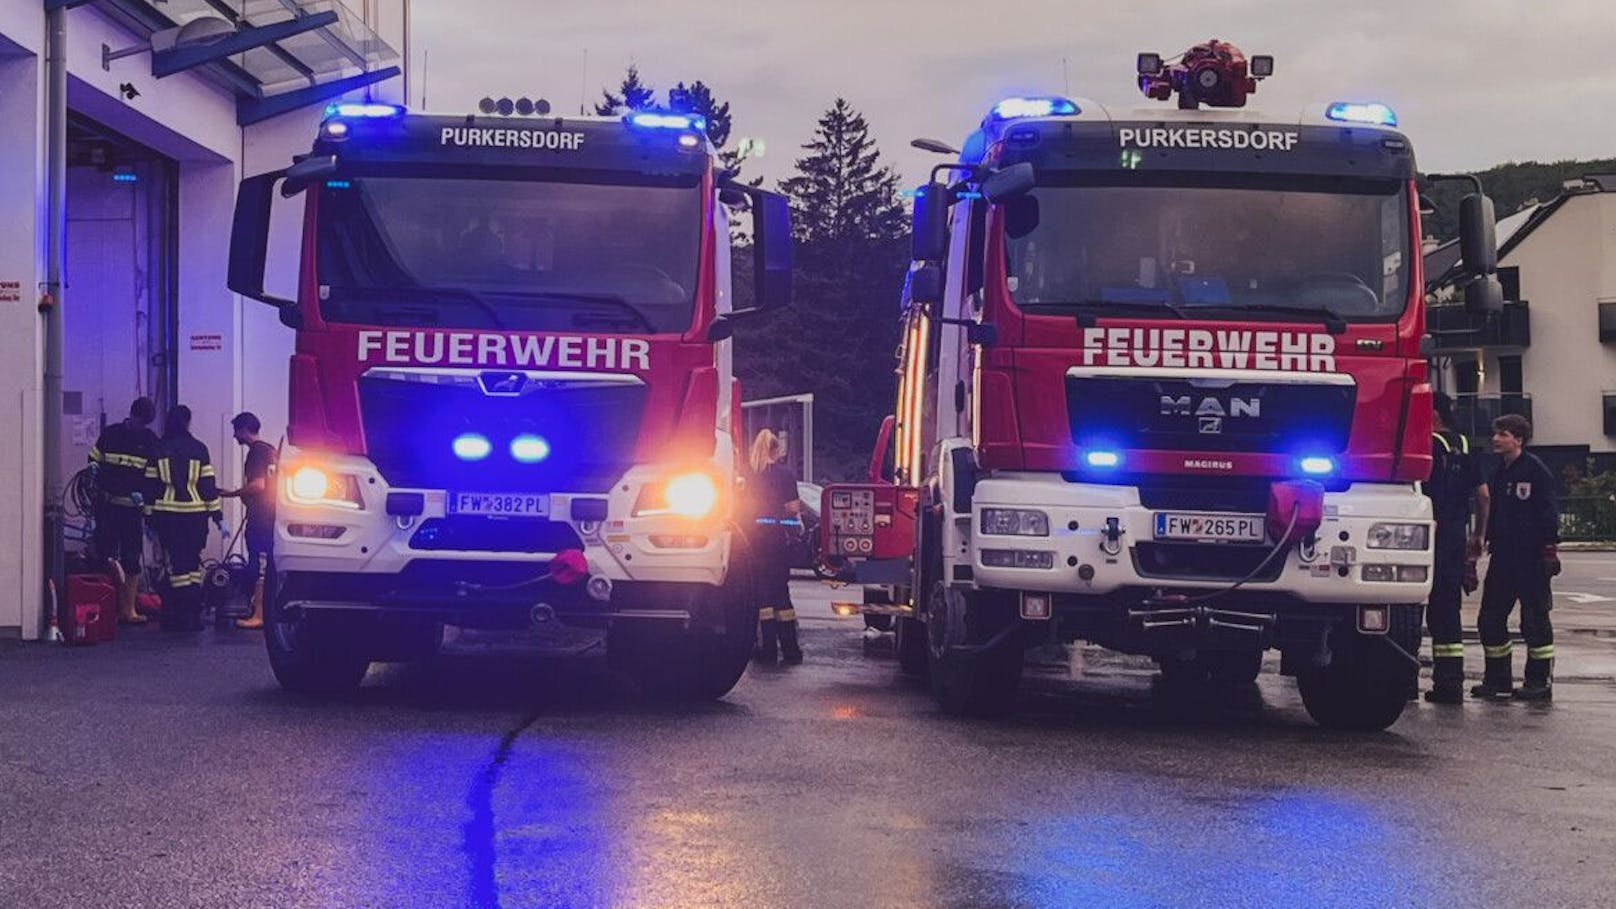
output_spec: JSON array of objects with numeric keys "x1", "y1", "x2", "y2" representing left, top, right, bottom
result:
[
  {"x1": 745, "y1": 187, "x2": 792, "y2": 313},
  {"x1": 911, "y1": 182, "x2": 951, "y2": 262},
  {"x1": 281, "y1": 155, "x2": 338, "y2": 198},
  {"x1": 910, "y1": 263, "x2": 944, "y2": 307},
  {"x1": 229, "y1": 169, "x2": 295, "y2": 309},
  {"x1": 718, "y1": 186, "x2": 748, "y2": 209},
  {"x1": 1458, "y1": 192, "x2": 1498, "y2": 276},
  {"x1": 868, "y1": 415, "x2": 896, "y2": 485},
  {"x1": 1464, "y1": 274, "x2": 1504, "y2": 316},
  {"x1": 1417, "y1": 194, "x2": 1438, "y2": 218},
  {"x1": 982, "y1": 162, "x2": 1036, "y2": 204}
]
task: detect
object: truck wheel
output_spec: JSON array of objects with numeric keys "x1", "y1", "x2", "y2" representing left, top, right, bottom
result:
[
  {"x1": 927, "y1": 583, "x2": 1022, "y2": 716},
  {"x1": 895, "y1": 616, "x2": 930, "y2": 677},
  {"x1": 609, "y1": 624, "x2": 752, "y2": 702},
  {"x1": 264, "y1": 591, "x2": 370, "y2": 697},
  {"x1": 1296, "y1": 629, "x2": 1412, "y2": 731}
]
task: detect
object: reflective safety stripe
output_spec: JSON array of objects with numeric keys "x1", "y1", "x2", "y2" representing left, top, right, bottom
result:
[
  {"x1": 1528, "y1": 646, "x2": 1556, "y2": 660},
  {"x1": 187, "y1": 460, "x2": 202, "y2": 504},
  {"x1": 151, "y1": 499, "x2": 211, "y2": 514},
  {"x1": 757, "y1": 607, "x2": 775, "y2": 620},
  {"x1": 169, "y1": 570, "x2": 204, "y2": 589},
  {"x1": 1484, "y1": 643, "x2": 1514, "y2": 658},
  {"x1": 775, "y1": 608, "x2": 798, "y2": 622},
  {"x1": 1432, "y1": 643, "x2": 1466, "y2": 658},
  {"x1": 1432, "y1": 432, "x2": 1452, "y2": 453},
  {"x1": 199, "y1": 464, "x2": 216, "y2": 479},
  {"x1": 97, "y1": 452, "x2": 146, "y2": 469},
  {"x1": 89, "y1": 447, "x2": 103, "y2": 463}
]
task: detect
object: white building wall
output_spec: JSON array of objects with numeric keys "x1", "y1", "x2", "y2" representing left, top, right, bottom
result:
[
  {"x1": 0, "y1": 0, "x2": 405, "y2": 637},
  {"x1": 1501, "y1": 194, "x2": 1616, "y2": 452}
]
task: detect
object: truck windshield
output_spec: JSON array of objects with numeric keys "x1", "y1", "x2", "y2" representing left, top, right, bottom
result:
[
  {"x1": 315, "y1": 174, "x2": 702, "y2": 333},
  {"x1": 1003, "y1": 174, "x2": 1410, "y2": 322}
]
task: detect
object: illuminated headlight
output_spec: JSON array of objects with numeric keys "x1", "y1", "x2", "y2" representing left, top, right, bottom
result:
[
  {"x1": 286, "y1": 465, "x2": 364, "y2": 510},
  {"x1": 980, "y1": 508, "x2": 1049, "y2": 536},
  {"x1": 981, "y1": 549, "x2": 1055, "y2": 569},
  {"x1": 1366, "y1": 522, "x2": 1430, "y2": 550},
  {"x1": 1362, "y1": 564, "x2": 1428, "y2": 583},
  {"x1": 634, "y1": 471, "x2": 721, "y2": 519}
]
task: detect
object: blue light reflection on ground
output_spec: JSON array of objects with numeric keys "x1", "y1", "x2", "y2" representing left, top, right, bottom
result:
[{"x1": 1004, "y1": 789, "x2": 1435, "y2": 908}]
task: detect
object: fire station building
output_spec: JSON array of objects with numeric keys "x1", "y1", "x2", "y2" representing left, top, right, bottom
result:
[{"x1": 0, "y1": 0, "x2": 408, "y2": 638}]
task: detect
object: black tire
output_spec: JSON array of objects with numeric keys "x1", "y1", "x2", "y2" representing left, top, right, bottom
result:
[
  {"x1": 927, "y1": 583, "x2": 1022, "y2": 716},
  {"x1": 609, "y1": 623, "x2": 753, "y2": 702},
  {"x1": 896, "y1": 616, "x2": 930, "y2": 678},
  {"x1": 1297, "y1": 627, "x2": 1414, "y2": 731},
  {"x1": 264, "y1": 590, "x2": 370, "y2": 697}
]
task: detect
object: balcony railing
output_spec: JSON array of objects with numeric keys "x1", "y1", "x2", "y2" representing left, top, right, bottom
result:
[
  {"x1": 1451, "y1": 393, "x2": 1533, "y2": 443},
  {"x1": 1427, "y1": 300, "x2": 1531, "y2": 353}
]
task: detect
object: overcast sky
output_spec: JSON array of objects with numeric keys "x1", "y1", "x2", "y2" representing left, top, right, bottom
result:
[{"x1": 409, "y1": 0, "x2": 1616, "y2": 190}]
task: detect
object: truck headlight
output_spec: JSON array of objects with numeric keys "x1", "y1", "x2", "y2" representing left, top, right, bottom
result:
[
  {"x1": 1366, "y1": 523, "x2": 1430, "y2": 550},
  {"x1": 980, "y1": 508, "x2": 1049, "y2": 537},
  {"x1": 634, "y1": 471, "x2": 721, "y2": 519},
  {"x1": 286, "y1": 465, "x2": 364, "y2": 510}
]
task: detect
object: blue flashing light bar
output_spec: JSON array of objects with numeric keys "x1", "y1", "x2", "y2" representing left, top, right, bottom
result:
[
  {"x1": 324, "y1": 121, "x2": 350, "y2": 138},
  {"x1": 112, "y1": 172, "x2": 138, "y2": 184},
  {"x1": 1299, "y1": 456, "x2": 1336, "y2": 476},
  {"x1": 1325, "y1": 101, "x2": 1397, "y2": 127},
  {"x1": 990, "y1": 96, "x2": 1079, "y2": 121},
  {"x1": 324, "y1": 102, "x2": 406, "y2": 119},
  {"x1": 627, "y1": 111, "x2": 707, "y2": 132},
  {"x1": 1085, "y1": 450, "x2": 1121, "y2": 469},
  {"x1": 452, "y1": 433, "x2": 492, "y2": 462},
  {"x1": 325, "y1": 180, "x2": 352, "y2": 189},
  {"x1": 510, "y1": 435, "x2": 552, "y2": 464}
]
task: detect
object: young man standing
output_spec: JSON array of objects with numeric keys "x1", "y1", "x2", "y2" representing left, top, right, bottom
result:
[
  {"x1": 1474, "y1": 414, "x2": 1560, "y2": 701},
  {"x1": 1423, "y1": 394, "x2": 1489, "y2": 703},
  {"x1": 220, "y1": 412, "x2": 277, "y2": 630},
  {"x1": 90, "y1": 397, "x2": 160, "y2": 624}
]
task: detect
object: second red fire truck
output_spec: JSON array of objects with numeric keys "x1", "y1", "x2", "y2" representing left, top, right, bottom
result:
[{"x1": 824, "y1": 42, "x2": 1503, "y2": 730}]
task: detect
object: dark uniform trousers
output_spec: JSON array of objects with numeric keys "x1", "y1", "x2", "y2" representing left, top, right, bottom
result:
[
  {"x1": 1478, "y1": 553, "x2": 1554, "y2": 688},
  {"x1": 154, "y1": 513, "x2": 210, "y2": 631},
  {"x1": 752, "y1": 520, "x2": 801, "y2": 660},
  {"x1": 93, "y1": 502, "x2": 145, "y2": 577},
  {"x1": 1427, "y1": 523, "x2": 1469, "y2": 685}
]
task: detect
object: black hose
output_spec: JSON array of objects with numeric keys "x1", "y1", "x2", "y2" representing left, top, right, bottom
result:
[{"x1": 1143, "y1": 504, "x2": 1302, "y2": 608}]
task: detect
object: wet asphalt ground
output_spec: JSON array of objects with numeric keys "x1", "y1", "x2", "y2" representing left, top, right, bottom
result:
[{"x1": 4, "y1": 554, "x2": 1616, "y2": 908}]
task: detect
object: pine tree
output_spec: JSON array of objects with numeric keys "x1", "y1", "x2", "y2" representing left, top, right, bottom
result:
[
  {"x1": 736, "y1": 99, "x2": 909, "y2": 481},
  {"x1": 594, "y1": 65, "x2": 656, "y2": 116},
  {"x1": 667, "y1": 80, "x2": 732, "y2": 150}
]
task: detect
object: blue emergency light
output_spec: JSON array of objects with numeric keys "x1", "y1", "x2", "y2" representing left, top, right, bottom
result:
[
  {"x1": 1085, "y1": 450, "x2": 1121, "y2": 469},
  {"x1": 453, "y1": 433, "x2": 493, "y2": 462},
  {"x1": 325, "y1": 102, "x2": 406, "y2": 119},
  {"x1": 112, "y1": 172, "x2": 138, "y2": 184},
  {"x1": 1299, "y1": 456, "x2": 1336, "y2": 476},
  {"x1": 1325, "y1": 102, "x2": 1397, "y2": 127},
  {"x1": 510, "y1": 434, "x2": 552, "y2": 464},
  {"x1": 627, "y1": 111, "x2": 707, "y2": 132},
  {"x1": 990, "y1": 96, "x2": 1080, "y2": 121}
]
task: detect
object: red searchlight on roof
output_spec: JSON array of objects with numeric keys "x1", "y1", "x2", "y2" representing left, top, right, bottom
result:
[{"x1": 1137, "y1": 39, "x2": 1272, "y2": 110}]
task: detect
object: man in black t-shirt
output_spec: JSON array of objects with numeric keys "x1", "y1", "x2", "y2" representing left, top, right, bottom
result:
[
  {"x1": 1422, "y1": 394, "x2": 1490, "y2": 703},
  {"x1": 1474, "y1": 414, "x2": 1560, "y2": 701},
  {"x1": 221, "y1": 412, "x2": 277, "y2": 630}
]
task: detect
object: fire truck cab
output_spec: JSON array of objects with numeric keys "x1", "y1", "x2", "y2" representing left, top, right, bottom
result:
[
  {"x1": 229, "y1": 103, "x2": 791, "y2": 700},
  {"x1": 825, "y1": 44, "x2": 1503, "y2": 730}
]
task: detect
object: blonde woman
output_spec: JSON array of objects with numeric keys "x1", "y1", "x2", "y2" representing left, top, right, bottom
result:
[{"x1": 748, "y1": 429, "x2": 804, "y2": 664}]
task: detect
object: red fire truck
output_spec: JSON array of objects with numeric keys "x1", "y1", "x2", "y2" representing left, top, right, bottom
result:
[
  {"x1": 229, "y1": 103, "x2": 791, "y2": 699},
  {"x1": 823, "y1": 42, "x2": 1502, "y2": 730}
]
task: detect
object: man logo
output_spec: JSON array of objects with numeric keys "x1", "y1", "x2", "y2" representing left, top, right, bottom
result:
[
  {"x1": 478, "y1": 371, "x2": 527, "y2": 396},
  {"x1": 1161, "y1": 394, "x2": 1261, "y2": 427},
  {"x1": 1199, "y1": 416, "x2": 1223, "y2": 435}
]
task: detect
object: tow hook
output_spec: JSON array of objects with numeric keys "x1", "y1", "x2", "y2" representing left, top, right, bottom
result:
[{"x1": 1100, "y1": 517, "x2": 1125, "y2": 556}]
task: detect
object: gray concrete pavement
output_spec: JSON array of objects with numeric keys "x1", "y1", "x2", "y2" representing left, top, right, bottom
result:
[{"x1": 2, "y1": 555, "x2": 1615, "y2": 908}]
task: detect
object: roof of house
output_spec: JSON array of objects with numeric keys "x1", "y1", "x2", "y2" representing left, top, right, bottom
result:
[{"x1": 1423, "y1": 180, "x2": 1605, "y2": 290}]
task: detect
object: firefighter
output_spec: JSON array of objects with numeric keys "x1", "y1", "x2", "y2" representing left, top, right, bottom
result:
[
  {"x1": 1423, "y1": 394, "x2": 1489, "y2": 704},
  {"x1": 748, "y1": 429, "x2": 803, "y2": 665},
  {"x1": 219, "y1": 412, "x2": 277, "y2": 630},
  {"x1": 88, "y1": 397, "x2": 160, "y2": 624},
  {"x1": 144, "y1": 405, "x2": 226, "y2": 632},
  {"x1": 1473, "y1": 414, "x2": 1560, "y2": 701}
]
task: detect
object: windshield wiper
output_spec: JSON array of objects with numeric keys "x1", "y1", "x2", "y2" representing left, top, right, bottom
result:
[
  {"x1": 1182, "y1": 302, "x2": 1347, "y2": 335},
  {"x1": 1024, "y1": 299, "x2": 1189, "y2": 327}
]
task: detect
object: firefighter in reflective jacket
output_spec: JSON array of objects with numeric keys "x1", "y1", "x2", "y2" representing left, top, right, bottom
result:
[
  {"x1": 1474, "y1": 414, "x2": 1560, "y2": 701},
  {"x1": 1422, "y1": 395, "x2": 1490, "y2": 703},
  {"x1": 89, "y1": 397, "x2": 160, "y2": 624},
  {"x1": 143, "y1": 405, "x2": 226, "y2": 632}
]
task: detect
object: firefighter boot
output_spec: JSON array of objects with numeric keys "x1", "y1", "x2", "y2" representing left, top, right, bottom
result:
[
  {"x1": 235, "y1": 576, "x2": 265, "y2": 630},
  {"x1": 1470, "y1": 653, "x2": 1515, "y2": 700},
  {"x1": 1425, "y1": 650, "x2": 1465, "y2": 704},
  {"x1": 1516, "y1": 655, "x2": 1553, "y2": 701},
  {"x1": 753, "y1": 608, "x2": 779, "y2": 664},
  {"x1": 118, "y1": 572, "x2": 147, "y2": 626},
  {"x1": 777, "y1": 608, "x2": 803, "y2": 665}
]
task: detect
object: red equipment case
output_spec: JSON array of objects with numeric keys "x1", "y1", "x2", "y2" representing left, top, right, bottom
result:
[{"x1": 64, "y1": 574, "x2": 117, "y2": 646}]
